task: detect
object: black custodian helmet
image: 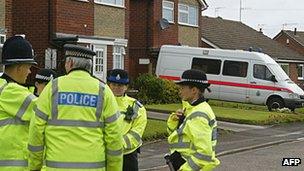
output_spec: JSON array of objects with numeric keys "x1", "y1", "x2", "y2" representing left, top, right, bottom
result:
[{"x1": 1, "y1": 36, "x2": 37, "y2": 65}]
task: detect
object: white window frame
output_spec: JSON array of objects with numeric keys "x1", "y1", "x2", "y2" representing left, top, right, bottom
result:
[
  {"x1": 113, "y1": 46, "x2": 124, "y2": 69},
  {"x1": 162, "y1": 1, "x2": 174, "y2": 23},
  {"x1": 0, "y1": 34, "x2": 6, "y2": 47},
  {"x1": 279, "y1": 63, "x2": 289, "y2": 76},
  {"x1": 298, "y1": 64, "x2": 304, "y2": 80},
  {"x1": 94, "y1": 0, "x2": 124, "y2": 8},
  {"x1": 178, "y1": 4, "x2": 198, "y2": 27}
]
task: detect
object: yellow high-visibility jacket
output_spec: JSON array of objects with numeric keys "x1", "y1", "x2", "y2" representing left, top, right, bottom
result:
[
  {"x1": 167, "y1": 101, "x2": 220, "y2": 171},
  {"x1": 115, "y1": 95, "x2": 147, "y2": 154},
  {"x1": 28, "y1": 70, "x2": 123, "y2": 171},
  {"x1": 0, "y1": 82, "x2": 37, "y2": 171}
]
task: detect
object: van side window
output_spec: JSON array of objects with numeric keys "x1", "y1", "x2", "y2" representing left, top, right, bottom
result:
[
  {"x1": 223, "y1": 60, "x2": 248, "y2": 77},
  {"x1": 191, "y1": 58, "x2": 221, "y2": 75},
  {"x1": 253, "y1": 64, "x2": 273, "y2": 81}
]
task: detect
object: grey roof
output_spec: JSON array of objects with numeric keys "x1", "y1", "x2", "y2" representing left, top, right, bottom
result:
[
  {"x1": 280, "y1": 30, "x2": 304, "y2": 47},
  {"x1": 201, "y1": 16, "x2": 304, "y2": 61}
]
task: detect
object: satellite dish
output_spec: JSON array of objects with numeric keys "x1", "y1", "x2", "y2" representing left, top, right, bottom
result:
[{"x1": 159, "y1": 18, "x2": 170, "y2": 30}]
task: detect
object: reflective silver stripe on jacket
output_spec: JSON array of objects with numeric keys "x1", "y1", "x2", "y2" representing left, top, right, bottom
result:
[
  {"x1": 51, "y1": 79, "x2": 59, "y2": 120},
  {"x1": 124, "y1": 135, "x2": 131, "y2": 149},
  {"x1": 131, "y1": 101, "x2": 141, "y2": 119},
  {"x1": 0, "y1": 83, "x2": 8, "y2": 94},
  {"x1": 95, "y1": 82, "x2": 105, "y2": 122},
  {"x1": 193, "y1": 152, "x2": 213, "y2": 162},
  {"x1": 187, "y1": 157, "x2": 201, "y2": 171},
  {"x1": 105, "y1": 111, "x2": 120, "y2": 123},
  {"x1": 16, "y1": 94, "x2": 36, "y2": 119},
  {"x1": 0, "y1": 118, "x2": 27, "y2": 127},
  {"x1": 169, "y1": 142, "x2": 191, "y2": 149},
  {"x1": 28, "y1": 144, "x2": 44, "y2": 152},
  {"x1": 124, "y1": 130, "x2": 142, "y2": 150},
  {"x1": 48, "y1": 120, "x2": 104, "y2": 128},
  {"x1": 107, "y1": 149, "x2": 123, "y2": 156},
  {"x1": 46, "y1": 160, "x2": 105, "y2": 168},
  {"x1": 0, "y1": 160, "x2": 28, "y2": 167},
  {"x1": 34, "y1": 106, "x2": 49, "y2": 121}
]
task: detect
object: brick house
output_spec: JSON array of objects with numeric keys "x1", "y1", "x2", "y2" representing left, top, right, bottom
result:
[
  {"x1": 201, "y1": 16, "x2": 304, "y2": 86},
  {"x1": 128, "y1": 0, "x2": 208, "y2": 78},
  {"x1": 274, "y1": 29, "x2": 304, "y2": 86},
  {"x1": 0, "y1": 0, "x2": 129, "y2": 82}
]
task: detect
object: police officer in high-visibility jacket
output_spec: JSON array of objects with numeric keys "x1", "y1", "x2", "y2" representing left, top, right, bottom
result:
[
  {"x1": 107, "y1": 69, "x2": 147, "y2": 171},
  {"x1": 166, "y1": 69, "x2": 220, "y2": 171},
  {"x1": 28, "y1": 44, "x2": 123, "y2": 171},
  {"x1": 0, "y1": 36, "x2": 37, "y2": 170}
]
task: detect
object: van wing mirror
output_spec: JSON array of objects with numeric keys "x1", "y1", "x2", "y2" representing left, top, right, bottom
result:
[{"x1": 270, "y1": 75, "x2": 277, "y2": 82}]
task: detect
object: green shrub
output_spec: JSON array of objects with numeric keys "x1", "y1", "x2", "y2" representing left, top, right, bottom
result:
[{"x1": 132, "y1": 74, "x2": 180, "y2": 104}]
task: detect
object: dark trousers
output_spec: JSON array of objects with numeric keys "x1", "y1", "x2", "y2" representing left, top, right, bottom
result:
[{"x1": 123, "y1": 150, "x2": 138, "y2": 171}]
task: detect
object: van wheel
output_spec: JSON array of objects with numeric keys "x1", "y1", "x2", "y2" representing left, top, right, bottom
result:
[{"x1": 267, "y1": 97, "x2": 284, "y2": 111}]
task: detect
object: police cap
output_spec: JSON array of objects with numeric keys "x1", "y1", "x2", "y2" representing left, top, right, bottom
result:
[
  {"x1": 176, "y1": 69, "x2": 210, "y2": 89},
  {"x1": 35, "y1": 69, "x2": 57, "y2": 83},
  {"x1": 1, "y1": 36, "x2": 37, "y2": 65},
  {"x1": 64, "y1": 44, "x2": 96, "y2": 59},
  {"x1": 107, "y1": 69, "x2": 129, "y2": 85}
]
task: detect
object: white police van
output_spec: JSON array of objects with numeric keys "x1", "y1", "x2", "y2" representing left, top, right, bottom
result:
[{"x1": 156, "y1": 45, "x2": 304, "y2": 111}]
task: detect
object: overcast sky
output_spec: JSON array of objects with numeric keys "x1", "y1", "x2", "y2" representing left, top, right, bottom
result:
[{"x1": 203, "y1": 0, "x2": 304, "y2": 38}]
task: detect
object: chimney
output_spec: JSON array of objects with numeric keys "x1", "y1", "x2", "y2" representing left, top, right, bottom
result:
[{"x1": 294, "y1": 28, "x2": 297, "y2": 35}]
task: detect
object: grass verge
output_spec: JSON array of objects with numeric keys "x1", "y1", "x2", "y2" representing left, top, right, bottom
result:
[
  {"x1": 146, "y1": 103, "x2": 304, "y2": 125},
  {"x1": 143, "y1": 119, "x2": 168, "y2": 141}
]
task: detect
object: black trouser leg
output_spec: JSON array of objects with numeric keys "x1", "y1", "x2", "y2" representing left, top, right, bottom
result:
[{"x1": 123, "y1": 150, "x2": 138, "y2": 171}]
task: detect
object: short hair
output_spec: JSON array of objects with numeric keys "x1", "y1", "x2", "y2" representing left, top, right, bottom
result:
[{"x1": 66, "y1": 57, "x2": 92, "y2": 73}]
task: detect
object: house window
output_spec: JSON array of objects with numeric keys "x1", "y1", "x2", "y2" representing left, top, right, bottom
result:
[
  {"x1": 298, "y1": 64, "x2": 304, "y2": 80},
  {"x1": 178, "y1": 4, "x2": 198, "y2": 26},
  {"x1": 94, "y1": 0, "x2": 124, "y2": 7},
  {"x1": 253, "y1": 64, "x2": 273, "y2": 81},
  {"x1": 162, "y1": 1, "x2": 174, "y2": 23},
  {"x1": 113, "y1": 46, "x2": 124, "y2": 69},
  {"x1": 223, "y1": 60, "x2": 248, "y2": 77},
  {"x1": 191, "y1": 58, "x2": 221, "y2": 75},
  {"x1": 279, "y1": 63, "x2": 289, "y2": 75},
  {"x1": 0, "y1": 34, "x2": 6, "y2": 46}
]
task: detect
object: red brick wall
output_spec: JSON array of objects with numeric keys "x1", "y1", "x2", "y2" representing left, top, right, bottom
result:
[
  {"x1": 54, "y1": 0, "x2": 94, "y2": 36},
  {"x1": 107, "y1": 45, "x2": 113, "y2": 71},
  {"x1": 275, "y1": 34, "x2": 304, "y2": 56},
  {"x1": 151, "y1": 0, "x2": 178, "y2": 48},
  {"x1": 5, "y1": 0, "x2": 13, "y2": 37},
  {"x1": 275, "y1": 34, "x2": 304, "y2": 87},
  {"x1": 12, "y1": 0, "x2": 50, "y2": 84},
  {"x1": 201, "y1": 41, "x2": 214, "y2": 48}
]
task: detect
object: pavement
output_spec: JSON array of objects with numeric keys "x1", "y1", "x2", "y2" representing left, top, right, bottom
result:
[{"x1": 139, "y1": 111, "x2": 304, "y2": 170}]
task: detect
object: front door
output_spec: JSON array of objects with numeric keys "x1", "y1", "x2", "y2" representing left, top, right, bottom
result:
[{"x1": 92, "y1": 45, "x2": 107, "y2": 81}]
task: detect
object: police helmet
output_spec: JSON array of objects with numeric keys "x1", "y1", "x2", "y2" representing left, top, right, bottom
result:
[
  {"x1": 107, "y1": 69, "x2": 129, "y2": 85},
  {"x1": 176, "y1": 69, "x2": 210, "y2": 89},
  {"x1": 1, "y1": 36, "x2": 37, "y2": 65},
  {"x1": 35, "y1": 69, "x2": 57, "y2": 83},
  {"x1": 64, "y1": 44, "x2": 96, "y2": 59}
]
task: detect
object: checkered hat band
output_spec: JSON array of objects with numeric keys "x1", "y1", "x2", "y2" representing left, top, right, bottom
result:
[
  {"x1": 35, "y1": 74, "x2": 53, "y2": 81},
  {"x1": 65, "y1": 50, "x2": 93, "y2": 59},
  {"x1": 180, "y1": 79, "x2": 209, "y2": 84}
]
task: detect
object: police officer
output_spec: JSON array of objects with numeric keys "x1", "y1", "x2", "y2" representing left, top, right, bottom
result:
[
  {"x1": 0, "y1": 36, "x2": 37, "y2": 170},
  {"x1": 28, "y1": 44, "x2": 123, "y2": 171},
  {"x1": 34, "y1": 68, "x2": 57, "y2": 96},
  {"x1": 166, "y1": 69, "x2": 220, "y2": 171},
  {"x1": 107, "y1": 69, "x2": 147, "y2": 171}
]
